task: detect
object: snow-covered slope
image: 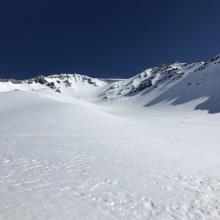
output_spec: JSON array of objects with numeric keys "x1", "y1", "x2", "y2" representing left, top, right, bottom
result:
[
  {"x1": 0, "y1": 89, "x2": 220, "y2": 220},
  {"x1": 1, "y1": 54, "x2": 220, "y2": 113},
  {"x1": 0, "y1": 73, "x2": 109, "y2": 100},
  {"x1": 100, "y1": 54, "x2": 220, "y2": 114},
  {"x1": 100, "y1": 62, "x2": 197, "y2": 99},
  {"x1": 0, "y1": 54, "x2": 220, "y2": 219}
]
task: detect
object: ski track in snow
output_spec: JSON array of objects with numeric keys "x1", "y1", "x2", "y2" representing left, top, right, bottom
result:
[{"x1": 0, "y1": 91, "x2": 220, "y2": 219}]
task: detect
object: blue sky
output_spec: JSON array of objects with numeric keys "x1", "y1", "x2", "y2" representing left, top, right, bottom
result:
[{"x1": 0, "y1": 0, "x2": 220, "y2": 79}]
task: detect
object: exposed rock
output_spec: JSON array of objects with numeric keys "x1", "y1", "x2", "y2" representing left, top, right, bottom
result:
[
  {"x1": 64, "y1": 80, "x2": 71, "y2": 87},
  {"x1": 34, "y1": 76, "x2": 48, "y2": 85},
  {"x1": 55, "y1": 88, "x2": 61, "y2": 93},
  {"x1": 46, "y1": 82, "x2": 56, "y2": 89}
]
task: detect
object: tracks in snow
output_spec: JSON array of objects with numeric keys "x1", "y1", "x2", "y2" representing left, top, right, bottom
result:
[
  {"x1": 0, "y1": 137, "x2": 220, "y2": 219},
  {"x1": 0, "y1": 91, "x2": 220, "y2": 219}
]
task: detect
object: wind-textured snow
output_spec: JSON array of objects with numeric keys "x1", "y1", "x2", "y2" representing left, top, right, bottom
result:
[{"x1": 0, "y1": 55, "x2": 220, "y2": 220}]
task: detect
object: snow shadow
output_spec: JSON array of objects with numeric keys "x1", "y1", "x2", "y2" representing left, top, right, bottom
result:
[{"x1": 144, "y1": 65, "x2": 220, "y2": 114}]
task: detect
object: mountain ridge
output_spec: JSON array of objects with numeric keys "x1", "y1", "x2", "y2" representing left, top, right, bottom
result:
[{"x1": 1, "y1": 54, "x2": 220, "y2": 113}]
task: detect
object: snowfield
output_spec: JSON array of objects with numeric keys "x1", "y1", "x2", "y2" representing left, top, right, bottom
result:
[{"x1": 0, "y1": 56, "x2": 220, "y2": 219}]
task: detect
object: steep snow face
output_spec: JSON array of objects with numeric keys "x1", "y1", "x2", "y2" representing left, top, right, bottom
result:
[
  {"x1": 100, "y1": 55, "x2": 220, "y2": 114},
  {"x1": 100, "y1": 62, "x2": 205, "y2": 100},
  {"x1": 143, "y1": 60, "x2": 220, "y2": 113},
  {"x1": 0, "y1": 73, "x2": 109, "y2": 100}
]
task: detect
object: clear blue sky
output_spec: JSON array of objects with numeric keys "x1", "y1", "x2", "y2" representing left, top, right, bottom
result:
[{"x1": 0, "y1": 0, "x2": 220, "y2": 79}]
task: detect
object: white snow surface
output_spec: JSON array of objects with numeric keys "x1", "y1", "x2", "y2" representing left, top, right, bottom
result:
[
  {"x1": 0, "y1": 73, "x2": 109, "y2": 101},
  {"x1": 0, "y1": 57, "x2": 220, "y2": 219}
]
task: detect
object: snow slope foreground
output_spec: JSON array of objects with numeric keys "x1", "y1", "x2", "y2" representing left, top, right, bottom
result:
[{"x1": 0, "y1": 90, "x2": 220, "y2": 220}]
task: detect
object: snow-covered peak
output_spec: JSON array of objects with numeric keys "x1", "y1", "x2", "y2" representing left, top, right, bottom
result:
[
  {"x1": 100, "y1": 61, "x2": 204, "y2": 100},
  {"x1": 46, "y1": 73, "x2": 104, "y2": 86},
  {"x1": 0, "y1": 73, "x2": 109, "y2": 99},
  {"x1": 100, "y1": 54, "x2": 220, "y2": 114},
  {"x1": 209, "y1": 53, "x2": 220, "y2": 63}
]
